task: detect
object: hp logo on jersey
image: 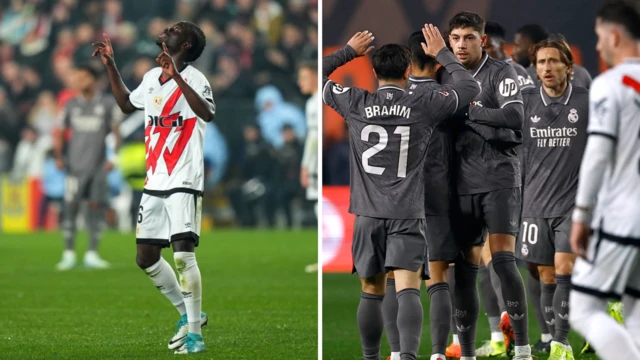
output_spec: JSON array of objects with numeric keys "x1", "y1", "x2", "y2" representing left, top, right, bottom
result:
[
  {"x1": 499, "y1": 78, "x2": 518, "y2": 97},
  {"x1": 568, "y1": 108, "x2": 579, "y2": 123}
]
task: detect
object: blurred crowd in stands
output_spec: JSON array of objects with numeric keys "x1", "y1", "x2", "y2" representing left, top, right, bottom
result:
[{"x1": 0, "y1": 0, "x2": 318, "y2": 229}]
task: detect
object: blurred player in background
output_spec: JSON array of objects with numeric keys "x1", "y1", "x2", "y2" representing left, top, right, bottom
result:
[
  {"x1": 55, "y1": 66, "x2": 121, "y2": 271},
  {"x1": 93, "y1": 20, "x2": 215, "y2": 354},
  {"x1": 484, "y1": 21, "x2": 535, "y2": 90},
  {"x1": 518, "y1": 36, "x2": 589, "y2": 360},
  {"x1": 513, "y1": 24, "x2": 592, "y2": 89},
  {"x1": 298, "y1": 60, "x2": 319, "y2": 274},
  {"x1": 569, "y1": 1, "x2": 640, "y2": 360}
]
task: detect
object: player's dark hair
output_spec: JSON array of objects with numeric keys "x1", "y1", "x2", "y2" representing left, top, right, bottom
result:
[
  {"x1": 77, "y1": 65, "x2": 100, "y2": 79},
  {"x1": 484, "y1": 21, "x2": 506, "y2": 40},
  {"x1": 449, "y1": 11, "x2": 485, "y2": 34},
  {"x1": 371, "y1": 44, "x2": 410, "y2": 80},
  {"x1": 178, "y1": 21, "x2": 206, "y2": 62},
  {"x1": 532, "y1": 34, "x2": 574, "y2": 68},
  {"x1": 298, "y1": 60, "x2": 317, "y2": 73},
  {"x1": 597, "y1": 0, "x2": 640, "y2": 40},
  {"x1": 407, "y1": 31, "x2": 438, "y2": 71},
  {"x1": 516, "y1": 24, "x2": 549, "y2": 44}
]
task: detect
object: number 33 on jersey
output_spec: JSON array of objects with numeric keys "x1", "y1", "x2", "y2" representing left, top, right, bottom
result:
[
  {"x1": 128, "y1": 66, "x2": 214, "y2": 194},
  {"x1": 323, "y1": 80, "x2": 459, "y2": 220}
]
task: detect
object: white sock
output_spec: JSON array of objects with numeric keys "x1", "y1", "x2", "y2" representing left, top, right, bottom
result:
[
  {"x1": 541, "y1": 333, "x2": 552, "y2": 343},
  {"x1": 390, "y1": 352, "x2": 400, "y2": 360},
  {"x1": 452, "y1": 334, "x2": 460, "y2": 345},
  {"x1": 514, "y1": 345, "x2": 531, "y2": 356},
  {"x1": 623, "y1": 295, "x2": 640, "y2": 350},
  {"x1": 174, "y1": 252, "x2": 202, "y2": 336},
  {"x1": 570, "y1": 291, "x2": 640, "y2": 360},
  {"x1": 144, "y1": 258, "x2": 186, "y2": 316},
  {"x1": 491, "y1": 331, "x2": 503, "y2": 342},
  {"x1": 460, "y1": 357, "x2": 476, "y2": 360},
  {"x1": 430, "y1": 354, "x2": 446, "y2": 360}
]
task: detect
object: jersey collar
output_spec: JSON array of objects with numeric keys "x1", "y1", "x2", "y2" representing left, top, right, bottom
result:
[
  {"x1": 408, "y1": 75, "x2": 436, "y2": 83},
  {"x1": 158, "y1": 64, "x2": 191, "y2": 86},
  {"x1": 540, "y1": 83, "x2": 573, "y2": 106},
  {"x1": 470, "y1": 52, "x2": 489, "y2": 77},
  {"x1": 377, "y1": 85, "x2": 406, "y2": 92}
]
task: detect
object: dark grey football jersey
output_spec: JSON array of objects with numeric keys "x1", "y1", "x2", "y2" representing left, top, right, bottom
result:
[
  {"x1": 62, "y1": 94, "x2": 119, "y2": 175},
  {"x1": 506, "y1": 58, "x2": 535, "y2": 90},
  {"x1": 521, "y1": 84, "x2": 589, "y2": 217},
  {"x1": 440, "y1": 53, "x2": 523, "y2": 195},
  {"x1": 323, "y1": 81, "x2": 459, "y2": 219},
  {"x1": 408, "y1": 76, "x2": 455, "y2": 216},
  {"x1": 527, "y1": 64, "x2": 592, "y2": 89}
]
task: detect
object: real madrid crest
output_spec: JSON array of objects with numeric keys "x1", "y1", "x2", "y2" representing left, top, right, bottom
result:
[
  {"x1": 568, "y1": 108, "x2": 579, "y2": 123},
  {"x1": 521, "y1": 244, "x2": 529, "y2": 256},
  {"x1": 154, "y1": 96, "x2": 163, "y2": 109}
]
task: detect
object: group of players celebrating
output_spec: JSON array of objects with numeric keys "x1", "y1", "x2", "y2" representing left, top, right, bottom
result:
[{"x1": 323, "y1": 1, "x2": 640, "y2": 359}]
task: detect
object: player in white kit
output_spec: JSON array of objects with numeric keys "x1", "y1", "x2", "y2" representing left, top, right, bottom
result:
[
  {"x1": 297, "y1": 60, "x2": 320, "y2": 274},
  {"x1": 569, "y1": 2, "x2": 640, "y2": 360},
  {"x1": 92, "y1": 21, "x2": 215, "y2": 354}
]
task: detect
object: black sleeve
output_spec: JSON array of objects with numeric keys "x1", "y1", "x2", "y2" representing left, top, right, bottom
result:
[
  {"x1": 322, "y1": 45, "x2": 360, "y2": 119},
  {"x1": 434, "y1": 48, "x2": 480, "y2": 112},
  {"x1": 468, "y1": 64, "x2": 524, "y2": 130}
]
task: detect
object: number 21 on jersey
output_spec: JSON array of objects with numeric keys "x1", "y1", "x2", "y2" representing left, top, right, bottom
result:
[{"x1": 361, "y1": 124, "x2": 410, "y2": 178}]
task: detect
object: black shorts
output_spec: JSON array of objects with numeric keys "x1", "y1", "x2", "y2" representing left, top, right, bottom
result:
[
  {"x1": 516, "y1": 216, "x2": 572, "y2": 265},
  {"x1": 351, "y1": 216, "x2": 427, "y2": 279},
  {"x1": 453, "y1": 188, "x2": 521, "y2": 252},
  {"x1": 424, "y1": 215, "x2": 458, "y2": 263}
]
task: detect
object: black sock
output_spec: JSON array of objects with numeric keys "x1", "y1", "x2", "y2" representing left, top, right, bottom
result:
[
  {"x1": 428, "y1": 282, "x2": 451, "y2": 355},
  {"x1": 553, "y1": 275, "x2": 572, "y2": 345},
  {"x1": 479, "y1": 264, "x2": 501, "y2": 318},
  {"x1": 453, "y1": 261, "x2": 479, "y2": 357},
  {"x1": 492, "y1": 251, "x2": 529, "y2": 346},
  {"x1": 541, "y1": 282, "x2": 557, "y2": 337},
  {"x1": 527, "y1": 270, "x2": 549, "y2": 337},
  {"x1": 397, "y1": 288, "x2": 423, "y2": 360},
  {"x1": 358, "y1": 292, "x2": 384, "y2": 360},
  {"x1": 382, "y1": 278, "x2": 400, "y2": 353},
  {"x1": 448, "y1": 266, "x2": 457, "y2": 339},
  {"x1": 488, "y1": 260, "x2": 507, "y2": 313}
]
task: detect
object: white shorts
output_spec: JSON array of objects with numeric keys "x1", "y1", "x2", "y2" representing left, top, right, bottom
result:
[
  {"x1": 135, "y1": 192, "x2": 202, "y2": 248},
  {"x1": 572, "y1": 229, "x2": 640, "y2": 300}
]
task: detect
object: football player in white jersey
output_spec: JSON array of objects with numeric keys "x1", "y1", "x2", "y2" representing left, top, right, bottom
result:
[
  {"x1": 569, "y1": 2, "x2": 640, "y2": 360},
  {"x1": 93, "y1": 21, "x2": 215, "y2": 354},
  {"x1": 297, "y1": 60, "x2": 320, "y2": 274}
]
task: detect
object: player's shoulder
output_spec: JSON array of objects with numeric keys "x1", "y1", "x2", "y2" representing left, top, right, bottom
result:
[
  {"x1": 141, "y1": 67, "x2": 163, "y2": 82},
  {"x1": 521, "y1": 86, "x2": 539, "y2": 96},
  {"x1": 590, "y1": 66, "x2": 627, "y2": 95},
  {"x1": 485, "y1": 56, "x2": 511, "y2": 72},
  {"x1": 571, "y1": 85, "x2": 589, "y2": 95},
  {"x1": 184, "y1": 65, "x2": 209, "y2": 81}
]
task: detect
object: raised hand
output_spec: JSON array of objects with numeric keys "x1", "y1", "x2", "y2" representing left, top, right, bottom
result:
[
  {"x1": 156, "y1": 42, "x2": 177, "y2": 78},
  {"x1": 92, "y1": 33, "x2": 115, "y2": 66},
  {"x1": 420, "y1": 24, "x2": 446, "y2": 57},
  {"x1": 346, "y1": 31, "x2": 375, "y2": 57}
]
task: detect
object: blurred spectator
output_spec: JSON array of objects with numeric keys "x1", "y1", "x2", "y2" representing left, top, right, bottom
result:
[
  {"x1": 197, "y1": 0, "x2": 236, "y2": 31},
  {"x1": 29, "y1": 91, "x2": 58, "y2": 137},
  {"x1": 11, "y1": 125, "x2": 49, "y2": 181},
  {"x1": 211, "y1": 52, "x2": 255, "y2": 99},
  {"x1": 203, "y1": 122, "x2": 229, "y2": 188},
  {"x1": 253, "y1": 0, "x2": 284, "y2": 46},
  {"x1": 255, "y1": 85, "x2": 305, "y2": 148},
  {"x1": 274, "y1": 124, "x2": 302, "y2": 228}
]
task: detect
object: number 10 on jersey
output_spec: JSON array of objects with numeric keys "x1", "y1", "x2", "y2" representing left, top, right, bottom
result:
[{"x1": 361, "y1": 124, "x2": 410, "y2": 178}]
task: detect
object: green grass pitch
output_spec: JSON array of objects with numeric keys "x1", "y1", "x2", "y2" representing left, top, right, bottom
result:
[
  {"x1": 0, "y1": 230, "x2": 317, "y2": 360},
  {"x1": 323, "y1": 273, "x2": 600, "y2": 360}
]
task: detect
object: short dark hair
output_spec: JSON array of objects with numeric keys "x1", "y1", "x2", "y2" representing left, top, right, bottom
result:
[
  {"x1": 371, "y1": 44, "x2": 410, "y2": 80},
  {"x1": 533, "y1": 34, "x2": 574, "y2": 68},
  {"x1": 407, "y1": 31, "x2": 437, "y2": 70},
  {"x1": 178, "y1": 21, "x2": 206, "y2": 62},
  {"x1": 516, "y1": 24, "x2": 549, "y2": 44},
  {"x1": 298, "y1": 60, "x2": 317, "y2": 73},
  {"x1": 449, "y1": 11, "x2": 485, "y2": 34},
  {"x1": 597, "y1": 0, "x2": 640, "y2": 40},
  {"x1": 484, "y1": 21, "x2": 506, "y2": 40}
]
